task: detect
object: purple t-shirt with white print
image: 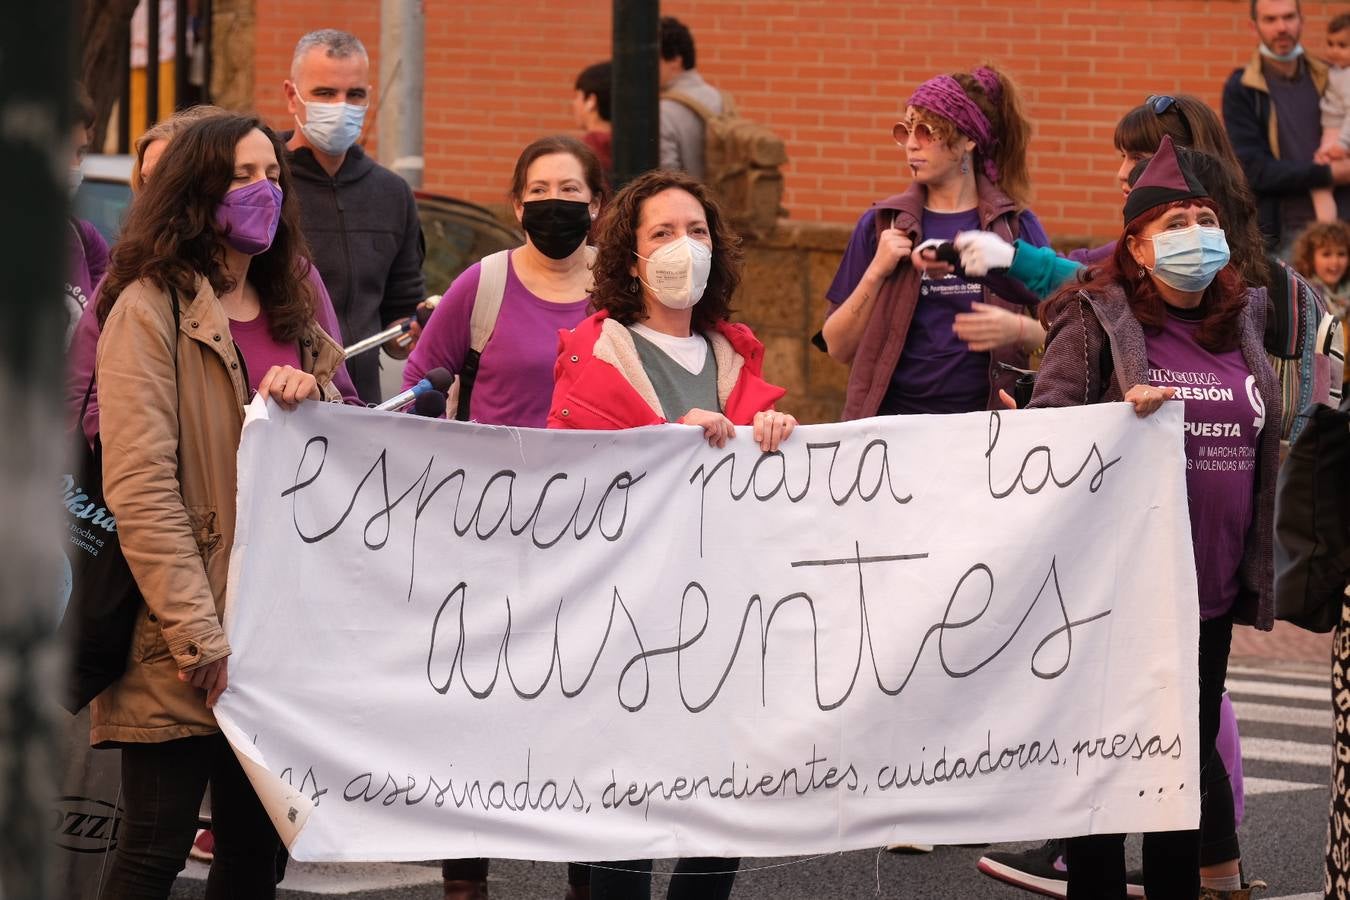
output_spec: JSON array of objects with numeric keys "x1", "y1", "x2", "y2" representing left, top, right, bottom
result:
[{"x1": 1146, "y1": 309, "x2": 1263, "y2": 620}]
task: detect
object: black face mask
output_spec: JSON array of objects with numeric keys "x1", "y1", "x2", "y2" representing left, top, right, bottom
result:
[{"x1": 520, "y1": 199, "x2": 593, "y2": 259}]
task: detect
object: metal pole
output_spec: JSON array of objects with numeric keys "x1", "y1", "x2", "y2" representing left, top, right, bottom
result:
[
  {"x1": 174, "y1": 0, "x2": 188, "y2": 109},
  {"x1": 611, "y1": 0, "x2": 659, "y2": 189},
  {"x1": 146, "y1": 0, "x2": 160, "y2": 126},
  {"x1": 378, "y1": 0, "x2": 424, "y2": 189},
  {"x1": 0, "y1": 0, "x2": 70, "y2": 894},
  {"x1": 117, "y1": 21, "x2": 132, "y2": 152}
]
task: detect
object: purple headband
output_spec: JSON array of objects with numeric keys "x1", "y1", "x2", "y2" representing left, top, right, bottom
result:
[{"x1": 908, "y1": 73, "x2": 1001, "y2": 183}]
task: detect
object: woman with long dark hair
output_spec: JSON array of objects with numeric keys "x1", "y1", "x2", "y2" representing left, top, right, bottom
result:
[{"x1": 93, "y1": 112, "x2": 345, "y2": 898}]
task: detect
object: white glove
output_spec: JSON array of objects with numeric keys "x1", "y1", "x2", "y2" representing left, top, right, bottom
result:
[{"x1": 953, "y1": 231, "x2": 1015, "y2": 276}]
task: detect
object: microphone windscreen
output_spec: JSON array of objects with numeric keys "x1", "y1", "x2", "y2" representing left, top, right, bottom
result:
[
  {"x1": 411, "y1": 389, "x2": 447, "y2": 419},
  {"x1": 424, "y1": 367, "x2": 455, "y2": 392}
]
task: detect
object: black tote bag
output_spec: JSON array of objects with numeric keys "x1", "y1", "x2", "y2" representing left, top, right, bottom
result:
[
  {"x1": 57, "y1": 289, "x2": 179, "y2": 712},
  {"x1": 1273, "y1": 398, "x2": 1350, "y2": 633}
]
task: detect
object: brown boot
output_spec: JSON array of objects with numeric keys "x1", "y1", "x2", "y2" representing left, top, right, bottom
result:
[
  {"x1": 443, "y1": 879, "x2": 489, "y2": 900},
  {"x1": 1198, "y1": 879, "x2": 1267, "y2": 900}
]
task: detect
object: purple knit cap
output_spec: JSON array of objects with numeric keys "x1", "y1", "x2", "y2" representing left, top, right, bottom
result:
[{"x1": 908, "y1": 69, "x2": 1001, "y2": 183}]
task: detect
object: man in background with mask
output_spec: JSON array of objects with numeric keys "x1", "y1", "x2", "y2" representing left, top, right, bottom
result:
[
  {"x1": 1223, "y1": 0, "x2": 1350, "y2": 254},
  {"x1": 284, "y1": 28, "x2": 425, "y2": 404}
]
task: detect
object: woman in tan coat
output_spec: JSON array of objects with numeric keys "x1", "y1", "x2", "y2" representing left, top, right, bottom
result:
[{"x1": 94, "y1": 112, "x2": 344, "y2": 897}]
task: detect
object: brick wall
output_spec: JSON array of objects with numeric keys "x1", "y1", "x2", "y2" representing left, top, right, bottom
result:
[{"x1": 252, "y1": 1, "x2": 1347, "y2": 244}]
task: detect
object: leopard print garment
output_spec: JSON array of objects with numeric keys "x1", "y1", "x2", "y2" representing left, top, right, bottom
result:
[{"x1": 1327, "y1": 599, "x2": 1350, "y2": 899}]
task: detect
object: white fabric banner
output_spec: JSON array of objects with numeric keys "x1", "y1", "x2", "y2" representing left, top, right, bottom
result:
[{"x1": 217, "y1": 398, "x2": 1200, "y2": 863}]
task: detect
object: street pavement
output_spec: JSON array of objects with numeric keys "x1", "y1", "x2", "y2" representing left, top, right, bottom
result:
[{"x1": 169, "y1": 636, "x2": 1338, "y2": 900}]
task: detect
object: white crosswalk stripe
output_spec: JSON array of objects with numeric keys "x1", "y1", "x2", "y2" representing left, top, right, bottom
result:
[
  {"x1": 1233, "y1": 700, "x2": 1332, "y2": 730},
  {"x1": 1228, "y1": 665, "x2": 1327, "y2": 684},
  {"x1": 1244, "y1": 775, "x2": 1325, "y2": 795},
  {"x1": 1227, "y1": 678, "x2": 1327, "y2": 702}
]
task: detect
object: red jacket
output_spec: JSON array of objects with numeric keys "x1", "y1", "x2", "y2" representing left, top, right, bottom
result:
[{"x1": 548, "y1": 310, "x2": 786, "y2": 430}]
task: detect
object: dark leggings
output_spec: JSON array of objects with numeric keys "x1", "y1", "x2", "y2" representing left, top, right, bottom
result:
[
  {"x1": 101, "y1": 733, "x2": 280, "y2": 900},
  {"x1": 441, "y1": 859, "x2": 591, "y2": 886},
  {"x1": 589, "y1": 857, "x2": 739, "y2": 900},
  {"x1": 1066, "y1": 614, "x2": 1234, "y2": 900}
]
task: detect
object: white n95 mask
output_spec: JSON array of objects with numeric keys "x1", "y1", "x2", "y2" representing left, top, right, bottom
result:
[{"x1": 635, "y1": 236, "x2": 713, "y2": 310}]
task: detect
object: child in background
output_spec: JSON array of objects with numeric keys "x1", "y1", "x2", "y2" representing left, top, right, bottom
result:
[
  {"x1": 1294, "y1": 221, "x2": 1350, "y2": 316},
  {"x1": 1313, "y1": 14, "x2": 1350, "y2": 223},
  {"x1": 1292, "y1": 220, "x2": 1350, "y2": 395}
]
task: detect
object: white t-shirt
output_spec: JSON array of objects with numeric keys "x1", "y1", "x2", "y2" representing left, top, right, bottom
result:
[{"x1": 629, "y1": 323, "x2": 709, "y2": 374}]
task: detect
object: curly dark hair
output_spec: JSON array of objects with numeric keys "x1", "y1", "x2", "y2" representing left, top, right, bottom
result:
[
  {"x1": 1041, "y1": 198, "x2": 1247, "y2": 353},
  {"x1": 99, "y1": 113, "x2": 315, "y2": 342},
  {"x1": 589, "y1": 170, "x2": 741, "y2": 333}
]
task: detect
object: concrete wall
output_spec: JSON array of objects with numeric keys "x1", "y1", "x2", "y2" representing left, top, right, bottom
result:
[{"x1": 736, "y1": 222, "x2": 852, "y2": 425}]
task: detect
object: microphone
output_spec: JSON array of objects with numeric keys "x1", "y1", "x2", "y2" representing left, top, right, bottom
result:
[
  {"x1": 341, "y1": 297, "x2": 441, "y2": 359},
  {"x1": 344, "y1": 320, "x2": 410, "y2": 359},
  {"x1": 410, "y1": 389, "x2": 447, "y2": 419},
  {"x1": 374, "y1": 367, "x2": 454, "y2": 412}
]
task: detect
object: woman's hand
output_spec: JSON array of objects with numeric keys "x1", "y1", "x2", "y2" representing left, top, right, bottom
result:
[
  {"x1": 865, "y1": 227, "x2": 914, "y2": 281},
  {"x1": 1124, "y1": 383, "x2": 1176, "y2": 417},
  {"x1": 179, "y1": 657, "x2": 229, "y2": 708},
  {"x1": 953, "y1": 302, "x2": 1033, "y2": 352},
  {"x1": 684, "y1": 408, "x2": 736, "y2": 448},
  {"x1": 997, "y1": 389, "x2": 1019, "y2": 410},
  {"x1": 257, "y1": 365, "x2": 320, "y2": 410},
  {"x1": 953, "y1": 230, "x2": 1015, "y2": 276},
  {"x1": 752, "y1": 409, "x2": 798, "y2": 452}
]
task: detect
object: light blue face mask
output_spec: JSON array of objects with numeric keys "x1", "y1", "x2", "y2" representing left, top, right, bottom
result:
[
  {"x1": 1148, "y1": 224, "x2": 1231, "y2": 293},
  {"x1": 296, "y1": 99, "x2": 367, "y2": 156},
  {"x1": 1259, "y1": 41, "x2": 1305, "y2": 63}
]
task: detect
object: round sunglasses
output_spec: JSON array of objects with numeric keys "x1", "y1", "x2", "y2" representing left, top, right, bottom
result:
[{"x1": 892, "y1": 120, "x2": 937, "y2": 146}]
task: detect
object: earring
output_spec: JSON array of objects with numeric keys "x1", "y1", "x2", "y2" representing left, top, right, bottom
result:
[
  {"x1": 1138, "y1": 265, "x2": 1146, "y2": 278},
  {"x1": 961, "y1": 153, "x2": 970, "y2": 176},
  {"x1": 628, "y1": 276, "x2": 640, "y2": 294}
]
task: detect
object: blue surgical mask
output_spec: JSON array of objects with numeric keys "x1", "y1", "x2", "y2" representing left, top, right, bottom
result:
[
  {"x1": 296, "y1": 99, "x2": 366, "y2": 156},
  {"x1": 1148, "y1": 224, "x2": 1231, "y2": 293},
  {"x1": 1258, "y1": 41, "x2": 1304, "y2": 63}
]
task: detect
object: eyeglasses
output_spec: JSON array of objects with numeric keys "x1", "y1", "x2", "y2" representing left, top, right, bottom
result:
[
  {"x1": 1145, "y1": 94, "x2": 1195, "y2": 144},
  {"x1": 892, "y1": 120, "x2": 936, "y2": 147}
]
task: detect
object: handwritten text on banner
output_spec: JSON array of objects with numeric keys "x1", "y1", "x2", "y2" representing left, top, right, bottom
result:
[{"x1": 216, "y1": 399, "x2": 1200, "y2": 862}]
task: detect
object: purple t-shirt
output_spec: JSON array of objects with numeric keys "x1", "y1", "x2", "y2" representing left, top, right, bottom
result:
[
  {"x1": 403, "y1": 250, "x2": 590, "y2": 427},
  {"x1": 65, "y1": 220, "x2": 108, "y2": 346},
  {"x1": 1146, "y1": 309, "x2": 1263, "y2": 620},
  {"x1": 827, "y1": 207, "x2": 1026, "y2": 414},
  {"x1": 229, "y1": 310, "x2": 303, "y2": 392}
]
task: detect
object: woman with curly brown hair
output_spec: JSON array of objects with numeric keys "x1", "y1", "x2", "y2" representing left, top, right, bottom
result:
[
  {"x1": 93, "y1": 112, "x2": 346, "y2": 898},
  {"x1": 549, "y1": 169, "x2": 793, "y2": 454},
  {"x1": 549, "y1": 169, "x2": 792, "y2": 896}
]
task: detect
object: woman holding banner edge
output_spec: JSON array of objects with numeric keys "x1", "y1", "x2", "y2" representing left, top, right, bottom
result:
[
  {"x1": 549, "y1": 170, "x2": 793, "y2": 898},
  {"x1": 92, "y1": 113, "x2": 344, "y2": 897},
  {"x1": 1026, "y1": 137, "x2": 1278, "y2": 899}
]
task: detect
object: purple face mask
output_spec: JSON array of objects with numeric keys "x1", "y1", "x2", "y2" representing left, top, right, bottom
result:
[{"x1": 215, "y1": 179, "x2": 283, "y2": 255}]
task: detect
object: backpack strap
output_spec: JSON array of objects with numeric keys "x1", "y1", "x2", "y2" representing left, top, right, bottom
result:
[
  {"x1": 469, "y1": 250, "x2": 510, "y2": 354},
  {"x1": 662, "y1": 90, "x2": 718, "y2": 122},
  {"x1": 454, "y1": 246, "x2": 596, "y2": 421}
]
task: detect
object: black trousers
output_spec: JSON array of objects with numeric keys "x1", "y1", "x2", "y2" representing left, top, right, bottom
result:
[
  {"x1": 1066, "y1": 614, "x2": 1235, "y2": 900},
  {"x1": 101, "y1": 733, "x2": 281, "y2": 899},
  {"x1": 589, "y1": 857, "x2": 739, "y2": 900},
  {"x1": 440, "y1": 858, "x2": 591, "y2": 886}
]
